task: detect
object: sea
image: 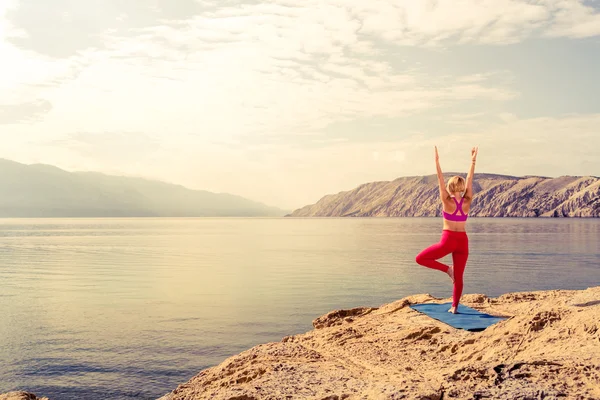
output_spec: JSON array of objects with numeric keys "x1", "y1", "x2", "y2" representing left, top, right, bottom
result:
[{"x1": 1, "y1": 217, "x2": 599, "y2": 399}]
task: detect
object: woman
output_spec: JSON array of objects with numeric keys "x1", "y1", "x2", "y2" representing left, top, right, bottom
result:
[{"x1": 415, "y1": 146, "x2": 478, "y2": 314}]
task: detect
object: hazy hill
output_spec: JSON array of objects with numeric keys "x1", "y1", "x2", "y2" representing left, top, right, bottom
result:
[
  {"x1": 288, "y1": 173, "x2": 600, "y2": 217},
  {"x1": 0, "y1": 159, "x2": 286, "y2": 217}
]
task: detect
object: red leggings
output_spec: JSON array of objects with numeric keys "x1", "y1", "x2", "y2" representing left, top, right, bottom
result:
[{"x1": 415, "y1": 230, "x2": 469, "y2": 308}]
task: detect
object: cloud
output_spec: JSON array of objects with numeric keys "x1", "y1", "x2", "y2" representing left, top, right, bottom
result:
[
  {"x1": 354, "y1": 0, "x2": 549, "y2": 45},
  {"x1": 54, "y1": 0, "x2": 592, "y2": 148},
  {"x1": 5, "y1": 0, "x2": 209, "y2": 58},
  {"x1": 3, "y1": 1, "x2": 596, "y2": 124},
  {"x1": 81, "y1": 2, "x2": 519, "y2": 144},
  {"x1": 0, "y1": 99, "x2": 52, "y2": 124},
  {"x1": 545, "y1": 1, "x2": 600, "y2": 38},
  {"x1": 0, "y1": 2, "x2": 94, "y2": 114},
  {"x1": 348, "y1": 0, "x2": 600, "y2": 45}
]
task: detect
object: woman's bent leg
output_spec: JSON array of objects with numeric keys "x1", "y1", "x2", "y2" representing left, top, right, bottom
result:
[{"x1": 415, "y1": 232, "x2": 454, "y2": 273}]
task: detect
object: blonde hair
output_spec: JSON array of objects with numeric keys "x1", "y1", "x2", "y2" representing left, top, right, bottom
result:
[{"x1": 447, "y1": 176, "x2": 466, "y2": 193}]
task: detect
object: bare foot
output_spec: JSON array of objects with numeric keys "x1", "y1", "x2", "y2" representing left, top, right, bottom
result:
[
  {"x1": 448, "y1": 306, "x2": 458, "y2": 314},
  {"x1": 447, "y1": 265, "x2": 455, "y2": 283}
]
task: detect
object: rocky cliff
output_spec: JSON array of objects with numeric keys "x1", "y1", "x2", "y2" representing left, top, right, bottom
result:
[
  {"x1": 158, "y1": 286, "x2": 600, "y2": 399},
  {"x1": 288, "y1": 173, "x2": 600, "y2": 217}
]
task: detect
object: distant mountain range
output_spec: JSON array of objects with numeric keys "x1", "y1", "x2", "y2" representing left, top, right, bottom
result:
[
  {"x1": 288, "y1": 173, "x2": 600, "y2": 217},
  {"x1": 0, "y1": 159, "x2": 286, "y2": 217}
]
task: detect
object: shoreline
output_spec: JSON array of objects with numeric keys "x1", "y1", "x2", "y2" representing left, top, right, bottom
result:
[
  {"x1": 159, "y1": 286, "x2": 599, "y2": 399},
  {"x1": 3, "y1": 286, "x2": 599, "y2": 400}
]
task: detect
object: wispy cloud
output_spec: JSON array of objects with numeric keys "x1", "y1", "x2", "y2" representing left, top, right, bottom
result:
[
  {"x1": 545, "y1": 1, "x2": 600, "y2": 38},
  {"x1": 84, "y1": 2, "x2": 520, "y2": 142},
  {"x1": 0, "y1": 99, "x2": 52, "y2": 124}
]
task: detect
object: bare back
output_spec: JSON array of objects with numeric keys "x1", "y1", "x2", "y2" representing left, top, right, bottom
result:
[{"x1": 441, "y1": 195, "x2": 472, "y2": 232}]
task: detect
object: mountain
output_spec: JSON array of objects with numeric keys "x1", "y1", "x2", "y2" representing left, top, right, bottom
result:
[
  {"x1": 287, "y1": 173, "x2": 600, "y2": 217},
  {"x1": 0, "y1": 159, "x2": 286, "y2": 217}
]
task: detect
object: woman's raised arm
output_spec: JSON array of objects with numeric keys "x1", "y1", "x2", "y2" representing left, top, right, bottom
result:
[
  {"x1": 435, "y1": 146, "x2": 450, "y2": 201},
  {"x1": 464, "y1": 146, "x2": 478, "y2": 200}
]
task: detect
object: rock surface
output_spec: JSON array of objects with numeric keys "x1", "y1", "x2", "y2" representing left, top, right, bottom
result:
[
  {"x1": 287, "y1": 173, "x2": 600, "y2": 217},
  {"x1": 0, "y1": 393, "x2": 48, "y2": 400},
  {"x1": 158, "y1": 286, "x2": 600, "y2": 400}
]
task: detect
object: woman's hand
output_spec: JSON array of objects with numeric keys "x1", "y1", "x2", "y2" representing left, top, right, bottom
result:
[{"x1": 471, "y1": 146, "x2": 478, "y2": 162}]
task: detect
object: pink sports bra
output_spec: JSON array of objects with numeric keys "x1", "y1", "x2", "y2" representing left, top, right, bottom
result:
[{"x1": 443, "y1": 196, "x2": 468, "y2": 222}]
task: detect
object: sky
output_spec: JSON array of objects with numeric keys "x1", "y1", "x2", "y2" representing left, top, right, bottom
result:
[{"x1": 1, "y1": 0, "x2": 599, "y2": 210}]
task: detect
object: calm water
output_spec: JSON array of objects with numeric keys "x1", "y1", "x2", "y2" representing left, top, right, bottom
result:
[{"x1": 1, "y1": 218, "x2": 599, "y2": 399}]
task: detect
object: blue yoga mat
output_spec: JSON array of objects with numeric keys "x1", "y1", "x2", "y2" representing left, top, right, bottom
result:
[{"x1": 410, "y1": 303, "x2": 508, "y2": 332}]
